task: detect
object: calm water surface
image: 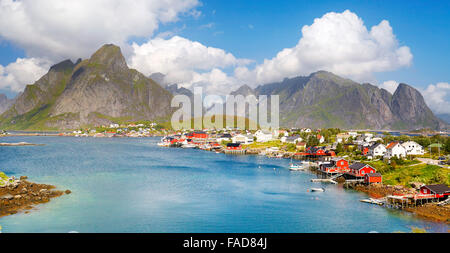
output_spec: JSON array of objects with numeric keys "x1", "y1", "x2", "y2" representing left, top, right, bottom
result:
[{"x1": 0, "y1": 136, "x2": 448, "y2": 233}]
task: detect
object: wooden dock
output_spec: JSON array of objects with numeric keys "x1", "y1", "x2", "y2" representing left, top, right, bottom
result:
[
  {"x1": 311, "y1": 178, "x2": 337, "y2": 184},
  {"x1": 223, "y1": 149, "x2": 246, "y2": 155}
]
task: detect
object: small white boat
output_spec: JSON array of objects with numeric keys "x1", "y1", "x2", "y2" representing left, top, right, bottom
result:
[
  {"x1": 289, "y1": 163, "x2": 304, "y2": 171},
  {"x1": 182, "y1": 143, "x2": 197, "y2": 148},
  {"x1": 310, "y1": 188, "x2": 325, "y2": 192},
  {"x1": 289, "y1": 158, "x2": 304, "y2": 171}
]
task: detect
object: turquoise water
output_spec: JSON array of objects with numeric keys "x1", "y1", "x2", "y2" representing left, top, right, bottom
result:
[{"x1": 0, "y1": 136, "x2": 448, "y2": 233}]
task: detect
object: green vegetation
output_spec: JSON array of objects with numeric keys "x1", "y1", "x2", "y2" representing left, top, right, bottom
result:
[
  {"x1": 378, "y1": 163, "x2": 449, "y2": 186},
  {"x1": 243, "y1": 140, "x2": 283, "y2": 149}
]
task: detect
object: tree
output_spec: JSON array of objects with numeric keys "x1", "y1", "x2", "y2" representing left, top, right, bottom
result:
[{"x1": 335, "y1": 142, "x2": 344, "y2": 154}]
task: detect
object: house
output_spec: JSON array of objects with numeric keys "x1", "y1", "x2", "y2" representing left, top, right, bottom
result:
[
  {"x1": 193, "y1": 131, "x2": 208, "y2": 139},
  {"x1": 317, "y1": 134, "x2": 325, "y2": 144},
  {"x1": 319, "y1": 158, "x2": 349, "y2": 173},
  {"x1": 226, "y1": 143, "x2": 242, "y2": 150},
  {"x1": 384, "y1": 142, "x2": 407, "y2": 159},
  {"x1": 281, "y1": 135, "x2": 302, "y2": 144},
  {"x1": 348, "y1": 132, "x2": 358, "y2": 138},
  {"x1": 336, "y1": 133, "x2": 351, "y2": 143},
  {"x1": 419, "y1": 184, "x2": 450, "y2": 197},
  {"x1": 364, "y1": 173, "x2": 382, "y2": 184},
  {"x1": 401, "y1": 141, "x2": 424, "y2": 156},
  {"x1": 232, "y1": 134, "x2": 253, "y2": 144},
  {"x1": 347, "y1": 163, "x2": 377, "y2": 177},
  {"x1": 296, "y1": 142, "x2": 307, "y2": 151},
  {"x1": 368, "y1": 143, "x2": 386, "y2": 157},
  {"x1": 255, "y1": 130, "x2": 273, "y2": 142},
  {"x1": 216, "y1": 133, "x2": 232, "y2": 142}
]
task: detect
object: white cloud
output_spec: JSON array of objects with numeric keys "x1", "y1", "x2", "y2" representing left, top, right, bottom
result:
[
  {"x1": 421, "y1": 82, "x2": 450, "y2": 114},
  {"x1": 0, "y1": 0, "x2": 200, "y2": 61},
  {"x1": 379, "y1": 80, "x2": 399, "y2": 94},
  {"x1": 0, "y1": 57, "x2": 51, "y2": 92},
  {"x1": 129, "y1": 36, "x2": 251, "y2": 94},
  {"x1": 235, "y1": 10, "x2": 413, "y2": 85}
]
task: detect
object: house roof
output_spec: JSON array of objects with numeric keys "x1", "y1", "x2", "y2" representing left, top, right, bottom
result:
[
  {"x1": 322, "y1": 163, "x2": 335, "y2": 168},
  {"x1": 365, "y1": 173, "x2": 382, "y2": 177},
  {"x1": 330, "y1": 157, "x2": 347, "y2": 162},
  {"x1": 349, "y1": 162, "x2": 370, "y2": 170},
  {"x1": 386, "y1": 142, "x2": 399, "y2": 149},
  {"x1": 370, "y1": 143, "x2": 384, "y2": 150},
  {"x1": 422, "y1": 184, "x2": 450, "y2": 194}
]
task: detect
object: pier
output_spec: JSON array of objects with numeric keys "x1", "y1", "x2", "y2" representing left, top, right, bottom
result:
[{"x1": 223, "y1": 149, "x2": 246, "y2": 155}]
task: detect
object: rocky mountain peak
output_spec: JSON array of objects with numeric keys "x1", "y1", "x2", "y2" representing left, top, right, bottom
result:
[
  {"x1": 0, "y1": 94, "x2": 14, "y2": 115},
  {"x1": 230, "y1": 84, "x2": 255, "y2": 96},
  {"x1": 49, "y1": 59, "x2": 75, "y2": 72},
  {"x1": 89, "y1": 44, "x2": 127, "y2": 72}
]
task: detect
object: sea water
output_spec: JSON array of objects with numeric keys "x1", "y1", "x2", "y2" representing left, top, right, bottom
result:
[{"x1": 0, "y1": 136, "x2": 447, "y2": 233}]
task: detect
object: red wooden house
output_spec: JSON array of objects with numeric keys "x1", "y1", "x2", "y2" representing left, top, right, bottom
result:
[
  {"x1": 364, "y1": 173, "x2": 382, "y2": 184},
  {"x1": 319, "y1": 158, "x2": 349, "y2": 173},
  {"x1": 193, "y1": 131, "x2": 208, "y2": 139},
  {"x1": 362, "y1": 147, "x2": 369, "y2": 156},
  {"x1": 347, "y1": 163, "x2": 376, "y2": 177},
  {"x1": 226, "y1": 143, "x2": 242, "y2": 150},
  {"x1": 419, "y1": 184, "x2": 450, "y2": 198}
]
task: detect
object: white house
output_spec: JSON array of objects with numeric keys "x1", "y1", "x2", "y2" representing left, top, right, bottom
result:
[
  {"x1": 368, "y1": 143, "x2": 386, "y2": 157},
  {"x1": 255, "y1": 130, "x2": 273, "y2": 142},
  {"x1": 301, "y1": 128, "x2": 312, "y2": 133},
  {"x1": 401, "y1": 141, "x2": 424, "y2": 156},
  {"x1": 281, "y1": 135, "x2": 302, "y2": 144},
  {"x1": 384, "y1": 142, "x2": 407, "y2": 159},
  {"x1": 232, "y1": 134, "x2": 253, "y2": 144},
  {"x1": 348, "y1": 132, "x2": 358, "y2": 138}
]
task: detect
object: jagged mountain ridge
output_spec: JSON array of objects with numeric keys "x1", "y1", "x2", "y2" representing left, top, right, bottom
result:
[
  {"x1": 0, "y1": 44, "x2": 173, "y2": 130},
  {"x1": 0, "y1": 94, "x2": 14, "y2": 114},
  {"x1": 230, "y1": 71, "x2": 448, "y2": 130}
]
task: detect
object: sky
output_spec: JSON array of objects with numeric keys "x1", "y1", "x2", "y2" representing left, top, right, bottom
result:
[{"x1": 0, "y1": 0, "x2": 449, "y2": 115}]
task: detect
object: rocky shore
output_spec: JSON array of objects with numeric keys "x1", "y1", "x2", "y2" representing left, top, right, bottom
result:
[
  {"x1": 0, "y1": 175, "x2": 70, "y2": 218},
  {"x1": 347, "y1": 183, "x2": 450, "y2": 224}
]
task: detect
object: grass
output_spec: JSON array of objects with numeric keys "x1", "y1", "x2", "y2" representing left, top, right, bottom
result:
[
  {"x1": 380, "y1": 163, "x2": 450, "y2": 186},
  {"x1": 242, "y1": 140, "x2": 283, "y2": 149}
]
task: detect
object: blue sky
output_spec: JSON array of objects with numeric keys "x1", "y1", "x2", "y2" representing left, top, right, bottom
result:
[
  {"x1": 158, "y1": 0, "x2": 450, "y2": 86},
  {"x1": 0, "y1": 0, "x2": 449, "y2": 114}
]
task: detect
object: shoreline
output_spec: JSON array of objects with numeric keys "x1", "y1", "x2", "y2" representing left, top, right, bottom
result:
[
  {"x1": 0, "y1": 176, "x2": 71, "y2": 218},
  {"x1": 348, "y1": 184, "x2": 450, "y2": 224}
]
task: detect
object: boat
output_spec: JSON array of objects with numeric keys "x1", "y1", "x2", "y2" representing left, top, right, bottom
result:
[
  {"x1": 182, "y1": 143, "x2": 197, "y2": 148},
  {"x1": 360, "y1": 198, "x2": 384, "y2": 206},
  {"x1": 310, "y1": 188, "x2": 325, "y2": 192},
  {"x1": 289, "y1": 163, "x2": 304, "y2": 171},
  {"x1": 157, "y1": 142, "x2": 169, "y2": 147},
  {"x1": 289, "y1": 158, "x2": 304, "y2": 171}
]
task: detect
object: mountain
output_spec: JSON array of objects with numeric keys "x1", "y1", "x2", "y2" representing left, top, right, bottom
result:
[
  {"x1": 0, "y1": 94, "x2": 14, "y2": 115},
  {"x1": 436, "y1": 113, "x2": 450, "y2": 124},
  {"x1": 0, "y1": 44, "x2": 173, "y2": 130},
  {"x1": 231, "y1": 71, "x2": 448, "y2": 130},
  {"x1": 230, "y1": 84, "x2": 256, "y2": 97}
]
